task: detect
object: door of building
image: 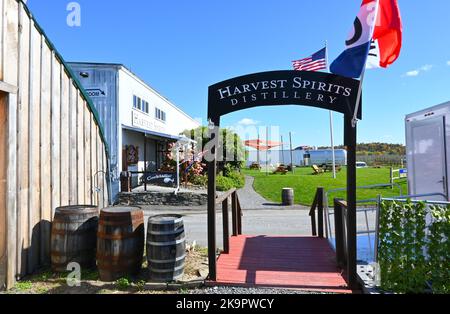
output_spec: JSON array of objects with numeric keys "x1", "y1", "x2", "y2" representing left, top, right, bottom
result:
[{"x1": 409, "y1": 116, "x2": 448, "y2": 200}]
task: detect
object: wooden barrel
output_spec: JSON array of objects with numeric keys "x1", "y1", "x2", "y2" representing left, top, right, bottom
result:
[
  {"x1": 97, "y1": 207, "x2": 144, "y2": 282},
  {"x1": 51, "y1": 205, "x2": 99, "y2": 272},
  {"x1": 146, "y1": 214, "x2": 186, "y2": 282},
  {"x1": 282, "y1": 188, "x2": 294, "y2": 206}
]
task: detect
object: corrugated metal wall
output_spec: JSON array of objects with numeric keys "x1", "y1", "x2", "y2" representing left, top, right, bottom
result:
[
  {"x1": 68, "y1": 64, "x2": 120, "y2": 202},
  {"x1": 0, "y1": 0, "x2": 109, "y2": 289}
]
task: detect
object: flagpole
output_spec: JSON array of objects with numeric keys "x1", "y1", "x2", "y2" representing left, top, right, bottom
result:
[
  {"x1": 325, "y1": 40, "x2": 337, "y2": 179},
  {"x1": 352, "y1": 69, "x2": 366, "y2": 128},
  {"x1": 352, "y1": 0, "x2": 381, "y2": 128}
]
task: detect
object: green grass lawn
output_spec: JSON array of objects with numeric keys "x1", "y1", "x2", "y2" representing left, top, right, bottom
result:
[{"x1": 242, "y1": 167, "x2": 407, "y2": 206}]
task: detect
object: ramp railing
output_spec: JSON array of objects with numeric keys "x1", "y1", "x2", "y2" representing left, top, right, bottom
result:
[{"x1": 216, "y1": 188, "x2": 243, "y2": 254}]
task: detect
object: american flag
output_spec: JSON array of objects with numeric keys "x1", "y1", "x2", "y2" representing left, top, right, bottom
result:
[{"x1": 292, "y1": 47, "x2": 327, "y2": 72}]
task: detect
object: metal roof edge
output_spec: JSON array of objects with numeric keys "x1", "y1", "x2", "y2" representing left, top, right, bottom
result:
[{"x1": 405, "y1": 101, "x2": 450, "y2": 120}]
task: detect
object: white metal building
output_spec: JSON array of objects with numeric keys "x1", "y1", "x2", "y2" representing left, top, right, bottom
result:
[
  {"x1": 246, "y1": 148, "x2": 347, "y2": 167},
  {"x1": 406, "y1": 101, "x2": 450, "y2": 201},
  {"x1": 68, "y1": 62, "x2": 200, "y2": 201}
]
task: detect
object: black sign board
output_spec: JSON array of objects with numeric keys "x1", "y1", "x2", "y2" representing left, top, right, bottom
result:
[
  {"x1": 206, "y1": 70, "x2": 361, "y2": 288},
  {"x1": 208, "y1": 70, "x2": 361, "y2": 119},
  {"x1": 142, "y1": 172, "x2": 177, "y2": 187}
]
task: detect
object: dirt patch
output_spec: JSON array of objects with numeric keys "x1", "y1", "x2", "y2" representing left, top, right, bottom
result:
[{"x1": 3, "y1": 245, "x2": 208, "y2": 295}]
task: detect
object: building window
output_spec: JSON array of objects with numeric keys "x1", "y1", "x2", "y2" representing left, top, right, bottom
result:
[
  {"x1": 155, "y1": 107, "x2": 166, "y2": 122},
  {"x1": 133, "y1": 95, "x2": 149, "y2": 114},
  {"x1": 142, "y1": 100, "x2": 149, "y2": 114}
]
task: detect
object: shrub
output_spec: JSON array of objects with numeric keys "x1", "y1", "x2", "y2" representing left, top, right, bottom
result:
[
  {"x1": 191, "y1": 175, "x2": 207, "y2": 187},
  {"x1": 115, "y1": 278, "x2": 131, "y2": 291},
  {"x1": 216, "y1": 175, "x2": 235, "y2": 191},
  {"x1": 226, "y1": 171, "x2": 245, "y2": 189}
]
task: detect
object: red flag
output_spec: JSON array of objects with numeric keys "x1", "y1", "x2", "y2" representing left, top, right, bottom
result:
[{"x1": 372, "y1": 0, "x2": 403, "y2": 68}]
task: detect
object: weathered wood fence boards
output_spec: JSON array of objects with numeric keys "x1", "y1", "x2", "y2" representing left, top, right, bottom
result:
[{"x1": 0, "y1": 0, "x2": 109, "y2": 289}]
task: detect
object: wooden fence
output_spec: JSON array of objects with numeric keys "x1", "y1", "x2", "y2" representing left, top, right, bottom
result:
[{"x1": 0, "y1": 0, "x2": 109, "y2": 289}]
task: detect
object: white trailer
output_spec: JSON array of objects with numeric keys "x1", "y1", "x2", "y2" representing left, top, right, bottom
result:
[
  {"x1": 305, "y1": 149, "x2": 347, "y2": 167},
  {"x1": 405, "y1": 101, "x2": 450, "y2": 201}
]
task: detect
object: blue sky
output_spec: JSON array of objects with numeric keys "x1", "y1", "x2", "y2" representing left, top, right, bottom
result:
[{"x1": 27, "y1": 0, "x2": 450, "y2": 147}]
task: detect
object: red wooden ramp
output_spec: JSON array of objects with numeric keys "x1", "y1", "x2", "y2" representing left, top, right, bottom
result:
[{"x1": 209, "y1": 235, "x2": 353, "y2": 294}]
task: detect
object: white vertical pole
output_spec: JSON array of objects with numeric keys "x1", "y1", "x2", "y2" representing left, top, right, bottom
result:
[
  {"x1": 176, "y1": 144, "x2": 180, "y2": 193},
  {"x1": 289, "y1": 132, "x2": 294, "y2": 174},
  {"x1": 257, "y1": 129, "x2": 260, "y2": 166},
  {"x1": 266, "y1": 126, "x2": 269, "y2": 176},
  {"x1": 325, "y1": 40, "x2": 337, "y2": 179},
  {"x1": 330, "y1": 111, "x2": 337, "y2": 179}
]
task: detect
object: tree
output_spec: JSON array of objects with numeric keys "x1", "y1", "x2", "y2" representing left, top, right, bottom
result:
[{"x1": 182, "y1": 126, "x2": 246, "y2": 173}]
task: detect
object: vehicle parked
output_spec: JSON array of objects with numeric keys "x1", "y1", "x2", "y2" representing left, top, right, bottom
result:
[{"x1": 356, "y1": 161, "x2": 368, "y2": 168}]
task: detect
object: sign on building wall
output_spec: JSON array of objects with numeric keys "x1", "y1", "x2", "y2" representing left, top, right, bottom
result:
[
  {"x1": 132, "y1": 110, "x2": 166, "y2": 133},
  {"x1": 85, "y1": 85, "x2": 108, "y2": 98}
]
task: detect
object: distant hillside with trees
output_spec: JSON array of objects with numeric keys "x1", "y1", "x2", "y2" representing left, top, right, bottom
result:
[{"x1": 319, "y1": 143, "x2": 406, "y2": 156}]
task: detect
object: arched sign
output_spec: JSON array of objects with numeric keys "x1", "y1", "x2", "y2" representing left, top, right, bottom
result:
[
  {"x1": 208, "y1": 70, "x2": 361, "y2": 120},
  {"x1": 206, "y1": 70, "x2": 360, "y2": 289}
]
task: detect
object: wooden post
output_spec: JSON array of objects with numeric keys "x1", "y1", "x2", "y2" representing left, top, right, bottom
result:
[
  {"x1": 334, "y1": 199, "x2": 345, "y2": 268},
  {"x1": 390, "y1": 166, "x2": 393, "y2": 189},
  {"x1": 317, "y1": 187, "x2": 324, "y2": 238},
  {"x1": 309, "y1": 191, "x2": 318, "y2": 236},
  {"x1": 344, "y1": 114, "x2": 358, "y2": 290},
  {"x1": 207, "y1": 116, "x2": 219, "y2": 281},
  {"x1": 222, "y1": 198, "x2": 229, "y2": 254},
  {"x1": 231, "y1": 192, "x2": 238, "y2": 236},
  {"x1": 237, "y1": 197, "x2": 242, "y2": 235}
]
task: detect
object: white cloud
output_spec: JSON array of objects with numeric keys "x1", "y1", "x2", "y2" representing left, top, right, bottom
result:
[
  {"x1": 238, "y1": 118, "x2": 259, "y2": 126},
  {"x1": 403, "y1": 64, "x2": 433, "y2": 77},
  {"x1": 405, "y1": 70, "x2": 419, "y2": 77},
  {"x1": 420, "y1": 64, "x2": 433, "y2": 71},
  {"x1": 447, "y1": 61, "x2": 450, "y2": 66}
]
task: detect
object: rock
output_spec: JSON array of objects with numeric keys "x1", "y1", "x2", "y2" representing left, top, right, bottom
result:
[
  {"x1": 197, "y1": 269, "x2": 209, "y2": 278},
  {"x1": 118, "y1": 191, "x2": 208, "y2": 206}
]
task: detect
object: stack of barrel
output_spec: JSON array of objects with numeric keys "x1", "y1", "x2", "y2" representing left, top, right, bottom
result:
[{"x1": 50, "y1": 205, "x2": 186, "y2": 282}]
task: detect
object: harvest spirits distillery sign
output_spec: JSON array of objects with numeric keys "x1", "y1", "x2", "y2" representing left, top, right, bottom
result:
[{"x1": 208, "y1": 70, "x2": 361, "y2": 119}]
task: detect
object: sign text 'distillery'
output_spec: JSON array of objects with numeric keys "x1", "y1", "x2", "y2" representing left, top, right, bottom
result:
[{"x1": 208, "y1": 71, "x2": 362, "y2": 119}]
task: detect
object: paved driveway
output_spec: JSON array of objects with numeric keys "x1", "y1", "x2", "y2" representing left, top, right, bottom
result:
[{"x1": 143, "y1": 208, "x2": 312, "y2": 249}]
